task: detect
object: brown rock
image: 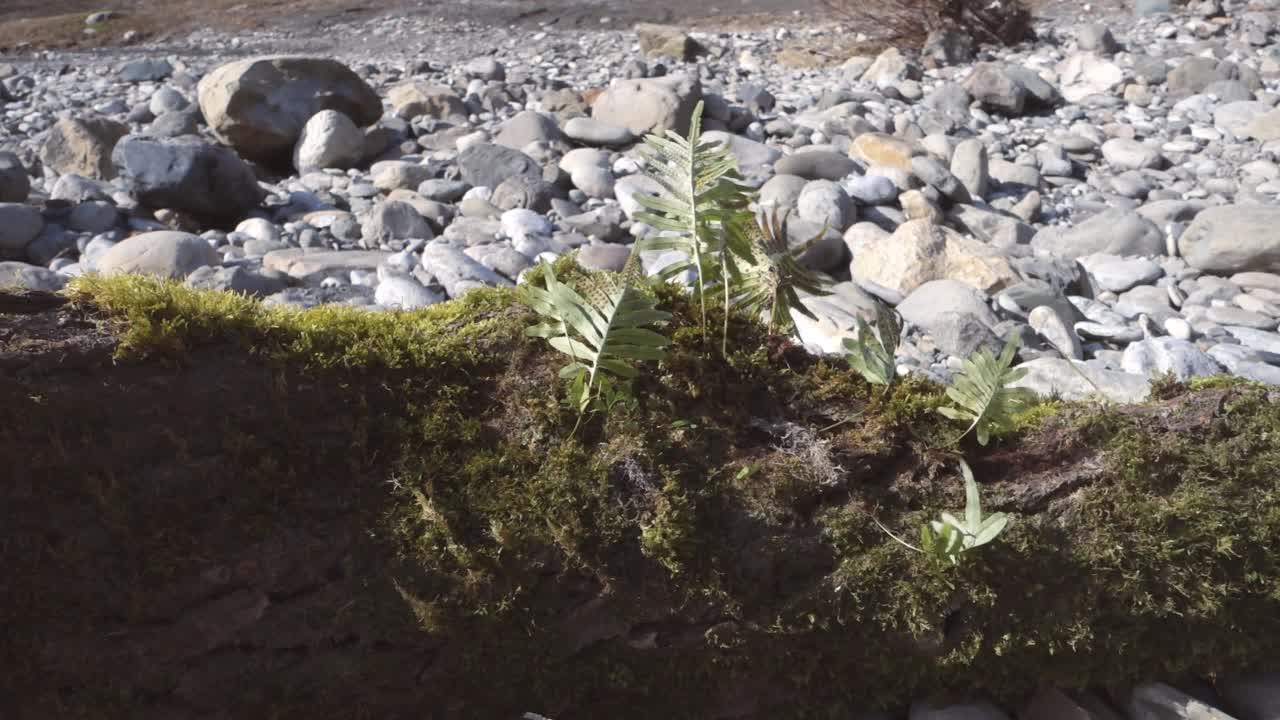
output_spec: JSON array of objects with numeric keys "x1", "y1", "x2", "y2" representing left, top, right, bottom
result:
[
  {"x1": 849, "y1": 133, "x2": 923, "y2": 173},
  {"x1": 40, "y1": 116, "x2": 128, "y2": 180},
  {"x1": 635, "y1": 23, "x2": 705, "y2": 61},
  {"x1": 387, "y1": 82, "x2": 467, "y2": 122}
]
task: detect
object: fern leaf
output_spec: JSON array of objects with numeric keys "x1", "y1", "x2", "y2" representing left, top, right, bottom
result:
[
  {"x1": 633, "y1": 101, "x2": 755, "y2": 342},
  {"x1": 732, "y1": 209, "x2": 831, "y2": 334},
  {"x1": 843, "y1": 300, "x2": 901, "y2": 386},
  {"x1": 518, "y1": 261, "x2": 672, "y2": 413},
  {"x1": 937, "y1": 335, "x2": 1037, "y2": 445}
]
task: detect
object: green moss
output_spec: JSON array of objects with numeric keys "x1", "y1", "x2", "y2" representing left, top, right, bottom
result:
[
  {"x1": 67, "y1": 273, "x2": 522, "y2": 371},
  {"x1": 14, "y1": 273, "x2": 1280, "y2": 717}
]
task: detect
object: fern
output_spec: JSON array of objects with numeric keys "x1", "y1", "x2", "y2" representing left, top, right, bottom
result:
[
  {"x1": 876, "y1": 460, "x2": 1010, "y2": 567},
  {"x1": 633, "y1": 100, "x2": 755, "y2": 348},
  {"x1": 734, "y1": 209, "x2": 830, "y2": 336},
  {"x1": 938, "y1": 335, "x2": 1036, "y2": 445},
  {"x1": 843, "y1": 300, "x2": 902, "y2": 387},
  {"x1": 518, "y1": 259, "x2": 671, "y2": 415}
]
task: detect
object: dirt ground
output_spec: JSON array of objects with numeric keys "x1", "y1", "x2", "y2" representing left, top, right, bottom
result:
[{"x1": 0, "y1": 0, "x2": 831, "y2": 54}]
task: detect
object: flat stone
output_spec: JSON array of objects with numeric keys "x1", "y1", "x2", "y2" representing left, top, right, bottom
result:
[
  {"x1": 1127, "y1": 683, "x2": 1236, "y2": 720},
  {"x1": 775, "y1": 150, "x2": 857, "y2": 181},
  {"x1": 1206, "y1": 306, "x2": 1279, "y2": 330},
  {"x1": 264, "y1": 248, "x2": 391, "y2": 284},
  {"x1": 1079, "y1": 254, "x2": 1164, "y2": 293},
  {"x1": 1075, "y1": 321, "x2": 1143, "y2": 343},
  {"x1": 1225, "y1": 326, "x2": 1280, "y2": 355},
  {"x1": 1032, "y1": 209, "x2": 1164, "y2": 260},
  {"x1": 1122, "y1": 337, "x2": 1222, "y2": 380},
  {"x1": 0, "y1": 261, "x2": 67, "y2": 291},
  {"x1": 1011, "y1": 358, "x2": 1152, "y2": 403},
  {"x1": 563, "y1": 117, "x2": 636, "y2": 146}
]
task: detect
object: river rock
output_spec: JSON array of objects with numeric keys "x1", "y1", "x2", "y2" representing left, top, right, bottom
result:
[
  {"x1": 96, "y1": 231, "x2": 218, "y2": 279},
  {"x1": 1178, "y1": 206, "x2": 1280, "y2": 274},
  {"x1": 198, "y1": 56, "x2": 382, "y2": 163},
  {"x1": 112, "y1": 134, "x2": 264, "y2": 219},
  {"x1": 40, "y1": 116, "x2": 129, "y2": 180},
  {"x1": 591, "y1": 73, "x2": 702, "y2": 137},
  {"x1": 849, "y1": 219, "x2": 1020, "y2": 296}
]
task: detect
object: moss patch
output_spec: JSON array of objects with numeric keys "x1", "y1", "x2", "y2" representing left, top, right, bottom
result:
[{"x1": 2, "y1": 274, "x2": 1279, "y2": 718}]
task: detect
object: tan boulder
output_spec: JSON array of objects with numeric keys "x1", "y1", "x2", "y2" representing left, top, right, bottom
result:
[
  {"x1": 849, "y1": 219, "x2": 1019, "y2": 296},
  {"x1": 635, "y1": 24, "x2": 705, "y2": 61},
  {"x1": 849, "y1": 133, "x2": 922, "y2": 173},
  {"x1": 40, "y1": 116, "x2": 128, "y2": 180},
  {"x1": 387, "y1": 82, "x2": 466, "y2": 122}
]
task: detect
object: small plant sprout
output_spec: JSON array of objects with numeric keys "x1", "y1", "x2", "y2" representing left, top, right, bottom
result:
[
  {"x1": 843, "y1": 301, "x2": 902, "y2": 387},
  {"x1": 874, "y1": 460, "x2": 1010, "y2": 567}
]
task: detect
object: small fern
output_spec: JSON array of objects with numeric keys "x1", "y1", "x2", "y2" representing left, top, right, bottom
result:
[
  {"x1": 734, "y1": 209, "x2": 830, "y2": 336},
  {"x1": 876, "y1": 460, "x2": 1010, "y2": 567},
  {"x1": 843, "y1": 300, "x2": 902, "y2": 387},
  {"x1": 633, "y1": 100, "x2": 755, "y2": 349},
  {"x1": 938, "y1": 335, "x2": 1036, "y2": 445},
  {"x1": 518, "y1": 259, "x2": 671, "y2": 416}
]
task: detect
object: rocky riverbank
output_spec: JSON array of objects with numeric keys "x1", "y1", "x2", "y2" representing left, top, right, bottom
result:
[{"x1": 1, "y1": 1, "x2": 1279, "y2": 401}]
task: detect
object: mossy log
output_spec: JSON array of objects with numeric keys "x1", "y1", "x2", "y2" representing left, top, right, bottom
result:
[{"x1": 2, "y1": 275, "x2": 1280, "y2": 719}]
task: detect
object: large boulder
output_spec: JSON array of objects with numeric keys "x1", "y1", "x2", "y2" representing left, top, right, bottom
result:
[
  {"x1": 591, "y1": 74, "x2": 702, "y2": 137},
  {"x1": 0, "y1": 203, "x2": 43, "y2": 255},
  {"x1": 1178, "y1": 206, "x2": 1280, "y2": 274},
  {"x1": 96, "y1": 231, "x2": 219, "y2": 279},
  {"x1": 39, "y1": 116, "x2": 129, "y2": 180},
  {"x1": 849, "y1": 219, "x2": 1019, "y2": 296},
  {"x1": 197, "y1": 56, "x2": 381, "y2": 164},
  {"x1": 0, "y1": 152, "x2": 30, "y2": 203},
  {"x1": 112, "y1": 134, "x2": 265, "y2": 219},
  {"x1": 456, "y1": 143, "x2": 542, "y2": 190},
  {"x1": 964, "y1": 63, "x2": 1056, "y2": 116}
]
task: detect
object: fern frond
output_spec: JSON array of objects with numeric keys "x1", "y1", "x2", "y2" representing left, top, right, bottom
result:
[
  {"x1": 937, "y1": 335, "x2": 1037, "y2": 445},
  {"x1": 731, "y1": 209, "x2": 831, "y2": 335},
  {"x1": 518, "y1": 261, "x2": 671, "y2": 414},
  {"x1": 843, "y1": 300, "x2": 902, "y2": 386},
  {"x1": 633, "y1": 101, "x2": 755, "y2": 344}
]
